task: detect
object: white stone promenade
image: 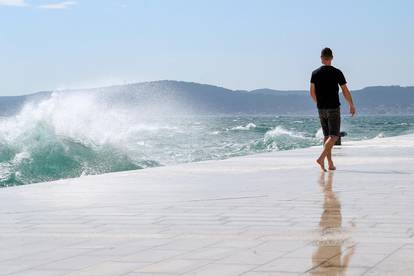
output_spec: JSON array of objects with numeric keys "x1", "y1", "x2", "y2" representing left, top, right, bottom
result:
[{"x1": 1, "y1": 134, "x2": 414, "y2": 276}]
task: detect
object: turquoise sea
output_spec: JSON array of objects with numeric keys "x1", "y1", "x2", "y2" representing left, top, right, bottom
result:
[{"x1": 1, "y1": 100, "x2": 413, "y2": 187}]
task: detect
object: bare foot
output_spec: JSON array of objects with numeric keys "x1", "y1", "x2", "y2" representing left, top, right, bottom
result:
[
  {"x1": 316, "y1": 158, "x2": 327, "y2": 172},
  {"x1": 328, "y1": 162, "x2": 336, "y2": 170}
]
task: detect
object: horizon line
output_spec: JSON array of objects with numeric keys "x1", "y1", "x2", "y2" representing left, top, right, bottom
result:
[{"x1": 1, "y1": 80, "x2": 412, "y2": 97}]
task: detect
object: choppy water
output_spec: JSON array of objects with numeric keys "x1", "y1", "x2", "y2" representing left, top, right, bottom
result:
[{"x1": 1, "y1": 93, "x2": 413, "y2": 186}]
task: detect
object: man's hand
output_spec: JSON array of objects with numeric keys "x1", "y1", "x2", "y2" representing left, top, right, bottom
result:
[
  {"x1": 340, "y1": 84, "x2": 356, "y2": 117},
  {"x1": 349, "y1": 104, "x2": 356, "y2": 116}
]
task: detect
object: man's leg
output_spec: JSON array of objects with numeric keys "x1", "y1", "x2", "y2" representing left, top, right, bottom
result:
[
  {"x1": 326, "y1": 108, "x2": 340, "y2": 170},
  {"x1": 316, "y1": 135, "x2": 338, "y2": 172},
  {"x1": 325, "y1": 136, "x2": 336, "y2": 170},
  {"x1": 317, "y1": 108, "x2": 340, "y2": 171},
  {"x1": 316, "y1": 136, "x2": 329, "y2": 172},
  {"x1": 317, "y1": 110, "x2": 329, "y2": 171}
]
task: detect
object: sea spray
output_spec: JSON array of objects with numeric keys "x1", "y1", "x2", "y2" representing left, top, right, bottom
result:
[
  {"x1": 230, "y1": 123, "x2": 257, "y2": 130},
  {"x1": 0, "y1": 92, "x2": 162, "y2": 186},
  {"x1": 249, "y1": 125, "x2": 320, "y2": 151},
  {"x1": 1, "y1": 93, "x2": 413, "y2": 186}
]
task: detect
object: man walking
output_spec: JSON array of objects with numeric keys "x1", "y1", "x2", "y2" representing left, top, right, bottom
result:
[{"x1": 310, "y1": 48, "x2": 356, "y2": 171}]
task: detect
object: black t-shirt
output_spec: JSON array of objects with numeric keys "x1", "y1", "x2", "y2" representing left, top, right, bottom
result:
[{"x1": 310, "y1": 65, "x2": 347, "y2": 109}]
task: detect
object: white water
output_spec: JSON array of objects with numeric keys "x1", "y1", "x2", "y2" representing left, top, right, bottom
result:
[{"x1": 1, "y1": 91, "x2": 413, "y2": 186}]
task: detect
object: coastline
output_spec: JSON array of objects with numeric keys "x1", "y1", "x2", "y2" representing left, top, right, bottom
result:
[
  {"x1": 3, "y1": 131, "x2": 413, "y2": 190},
  {"x1": 1, "y1": 134, "x2": 414, "y2": 275},
  {"x1": 2, "y1": 113, "x2": 413, "y2": 188}
]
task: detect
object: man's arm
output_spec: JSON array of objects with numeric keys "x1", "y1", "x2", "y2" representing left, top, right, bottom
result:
[
  {"x1": 340, "y1": 84, "x2": 356, "y2": 116},
  {"x1": 310, "y1": 83, "x2": 317, "y2": 104}
]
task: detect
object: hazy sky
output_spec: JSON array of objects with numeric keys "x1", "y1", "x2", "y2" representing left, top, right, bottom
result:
[{"x1": 1, "y1": 0, "x2": 413, "y2": 95}]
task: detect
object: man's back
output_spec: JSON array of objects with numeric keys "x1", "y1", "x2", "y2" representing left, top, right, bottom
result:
[{"x1": 311, "y1": 65, "x2": 346, "y2": 109}]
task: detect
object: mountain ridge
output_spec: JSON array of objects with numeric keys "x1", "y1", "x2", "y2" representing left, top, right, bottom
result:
[{"x1": 1, "y1": 80, "x2": 414, "y2": 115}]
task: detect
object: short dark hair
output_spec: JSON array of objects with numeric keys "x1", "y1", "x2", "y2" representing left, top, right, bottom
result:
[{"x1": 321, "y1": 47, "x2": 333, "y2": 58}]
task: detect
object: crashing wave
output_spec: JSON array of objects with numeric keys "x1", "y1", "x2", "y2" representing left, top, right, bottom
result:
[
  {"x1": 265, "y1": 126, "x2": 306, "y2": 139},
  {"x1": 0, "y1": 92, "x2": 163, "y2": 186},
  {"x1": 231, "y1": 123, "x2": 257, "y2": 130}
]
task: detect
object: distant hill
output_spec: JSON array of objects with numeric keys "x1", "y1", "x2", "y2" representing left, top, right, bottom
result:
[{"x1": 1, "y1": 81, "x2": 414, "y2": 116}]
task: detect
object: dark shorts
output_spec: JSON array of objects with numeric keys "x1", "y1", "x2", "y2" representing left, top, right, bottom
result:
[{"x1": 318, "y1": 108, "x2": 341, "y2": 137}]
